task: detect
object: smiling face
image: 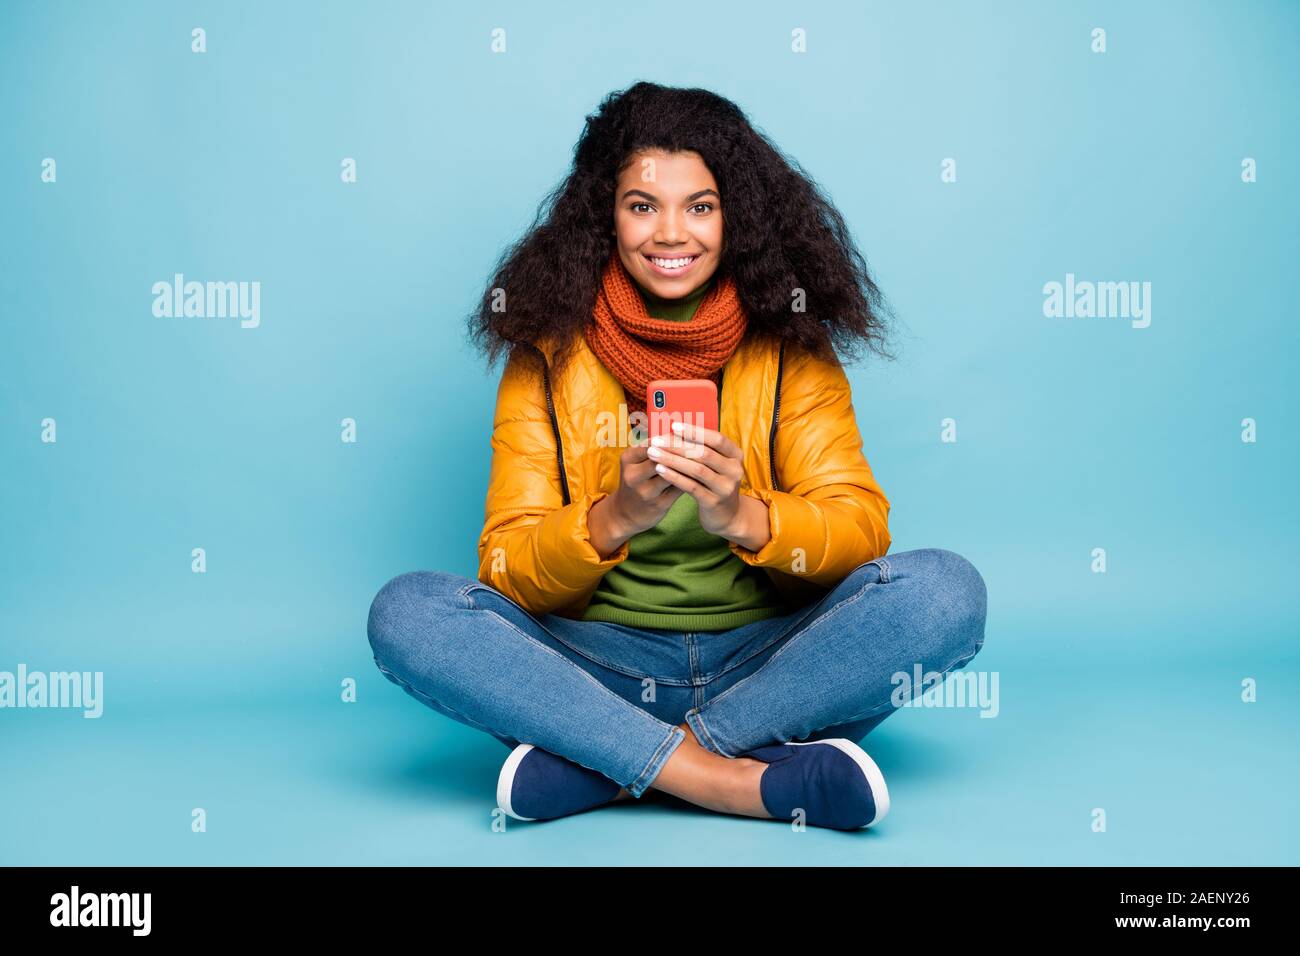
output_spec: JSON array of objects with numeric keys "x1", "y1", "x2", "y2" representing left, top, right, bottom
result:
[{"x1": 612, "y1": 148, "x2": 723, "y2": 299}]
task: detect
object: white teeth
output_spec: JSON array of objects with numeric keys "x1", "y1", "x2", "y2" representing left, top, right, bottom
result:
[{"x1": 649, "y1": 256, "x2": 696, "y2": 269}]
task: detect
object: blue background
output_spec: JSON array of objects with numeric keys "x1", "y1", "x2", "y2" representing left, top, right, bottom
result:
[{"x1": 2, "y1": 0, "x2": 1296, "y2": 865}]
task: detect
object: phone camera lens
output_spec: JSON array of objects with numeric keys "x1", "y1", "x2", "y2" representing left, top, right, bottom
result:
[{"x1": 653, "y1": 390, "x2": 665, "y2": 408}]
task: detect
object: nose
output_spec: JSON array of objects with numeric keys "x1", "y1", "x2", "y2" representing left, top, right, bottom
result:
[{"x1": 655, "y1": 207, "x2": 686, "y2": 244}]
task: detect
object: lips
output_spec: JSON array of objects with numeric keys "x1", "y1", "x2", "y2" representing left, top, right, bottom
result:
[{"x1": 644, "y1": 253, "x2": 701, "y2": 276}]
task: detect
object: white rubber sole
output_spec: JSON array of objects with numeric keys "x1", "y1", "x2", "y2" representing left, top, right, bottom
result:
[
  {"x1": 496, "y1": 743, "x2": 537, "y2": 821},
  {"x1": 786, "y1": 737, "x2": 891, "y2": 827}
]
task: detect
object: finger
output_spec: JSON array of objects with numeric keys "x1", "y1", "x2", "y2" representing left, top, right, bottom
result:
[
  {"x1": 668, "y1": 420, "x2": 742, "y2": 460},
  {"x1": 656, "y1": 483, "x2": 685, "y2": 502},
  {"x1": 650, "y1": 425, "x2": 730, "y2": 464},
  {"x1": 651, "y1": 460, "x2": 709, "y2": 498},
  {"x1": 648, "y1": 439, "x2": 730, "y2": 476},
  {"x1": 627, "y1": 457, "x2": 676, "y2": 493},
  {"x1": 649, "y1": 447, "x2": 729, "y2": 498},
  {"x1": 629, "y1": 467, "x2": 673, "y2": 495},
  {"x1": 652, "y1": 436, "x2": 728, "y2": 470}
]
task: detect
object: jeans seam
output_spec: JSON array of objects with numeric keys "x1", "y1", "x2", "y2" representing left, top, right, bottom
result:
[
  {"x1": 479, "y1": 604, "x2": 675, "y2": 738},
  {"x1": 628, "y1": 726, "x2": 686, "y2": 797},
  {"x1": 545, "y1": 630, "x2": 696, "y2": 685},
  {"x1": 685, "y1": 639, "x2": 983, "y2": 757},
  {"x1": 686, "y1": 709, "x2": 732, "y2": 757},
  {"x1": 694, "y1": 612, "x2": 818, "y2": 683},
  {"x1": 686, "y1": 635, "x2": 704, "y2": 711},
  {"x1": 462, "y1": 581, "x2": 695, "y2": 685},
  {"x1": 694, "y1": 570, "x2": 880, "y2": 719},
  {"x1": 693, "y1": 560, "x2": 884, "y2": 684},
  {"x1": 707, "y1": 554, "x2": 889, "y2": 681},
  {"x1": 463, "y1": 578, "x2": 837, "y2": 689},
  {"x1": 427, "y1": 583, "x2": 679, "y2": 787}
]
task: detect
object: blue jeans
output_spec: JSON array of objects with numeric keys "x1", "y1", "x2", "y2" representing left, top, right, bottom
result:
[{"x1": 366, "y1": 548, "x2": 987, "y2": 798}]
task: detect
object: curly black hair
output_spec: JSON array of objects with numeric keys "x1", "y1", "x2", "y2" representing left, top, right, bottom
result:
[{"x1": 467, "y1": 80, "x2": 896, "y2": 379}]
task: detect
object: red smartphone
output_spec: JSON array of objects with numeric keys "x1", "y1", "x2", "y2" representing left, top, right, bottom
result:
[{"x1": 646, "y1": 379, "x2": 718, "y2": 448}]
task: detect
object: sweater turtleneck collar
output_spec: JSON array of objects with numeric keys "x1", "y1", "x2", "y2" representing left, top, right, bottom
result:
[{"x1": 633, "y1": 274, "x2": 715, "y2": 323}]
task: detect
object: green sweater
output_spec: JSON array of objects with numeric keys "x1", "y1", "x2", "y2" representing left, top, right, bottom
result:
[{"x1": 580, "y1": 276, "x2": 791, "y2": 631}]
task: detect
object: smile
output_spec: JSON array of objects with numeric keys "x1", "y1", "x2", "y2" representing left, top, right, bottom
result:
[{"x1": 644, "y1": 253, "x2": 700, "y2": 276}]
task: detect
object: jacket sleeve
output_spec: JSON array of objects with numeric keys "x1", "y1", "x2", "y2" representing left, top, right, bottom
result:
[
  {"x1": 476, "y1": 347, "x2": 630, "y2": 614},
  {"x1": 727, "y1": 346, "x2": 891, "y2": 586}
]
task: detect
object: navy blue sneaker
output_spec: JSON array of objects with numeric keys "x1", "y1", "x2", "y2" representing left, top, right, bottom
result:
[
  {"x1": 742, "y1": 738, "x2": 891, "y2": 830},
  {"x1": 496, "y1": 744, "x2": 623, "y2": 822}
]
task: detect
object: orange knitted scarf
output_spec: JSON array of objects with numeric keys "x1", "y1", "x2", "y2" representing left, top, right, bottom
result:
[{"x1": 587, "y1": 249, "x2": 748, "y2": 416}]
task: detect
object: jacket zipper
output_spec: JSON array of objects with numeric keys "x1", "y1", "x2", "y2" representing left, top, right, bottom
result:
[
  {"x1": 533, "y1": 345, "x2": 572, "y2": 507},
  {"x1": 768, "y1": 339, "x2": 785, "y2": 492}
]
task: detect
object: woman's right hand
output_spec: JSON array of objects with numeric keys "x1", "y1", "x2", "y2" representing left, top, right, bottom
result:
[{"x1": 587, "y1": 440, "x2": 684, "y2": 558}]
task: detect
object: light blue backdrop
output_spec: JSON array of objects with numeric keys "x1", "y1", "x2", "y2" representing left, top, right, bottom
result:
[{"x1": 2, "y1": 0, "x2": 1296, "y2": 865}]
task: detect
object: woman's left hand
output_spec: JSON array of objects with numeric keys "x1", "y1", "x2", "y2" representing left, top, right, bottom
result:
[{"x1": 646, "y1": 420, "x2": 768, "y2": 549}]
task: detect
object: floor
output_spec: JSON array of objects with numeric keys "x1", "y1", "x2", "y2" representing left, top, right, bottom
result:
[{"x1": 5, "y1": 615, "x2": 1295, "y2": 866}]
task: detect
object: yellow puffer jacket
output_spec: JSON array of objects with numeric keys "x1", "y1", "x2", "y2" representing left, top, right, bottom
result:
[{"x1": 477, "y1": 329, "x2": 892, "y2": 618}]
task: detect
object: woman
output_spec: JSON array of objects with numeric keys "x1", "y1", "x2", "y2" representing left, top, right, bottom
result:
[{"x1": 367, "y1": 82, "x2": 987, "y2": 831}]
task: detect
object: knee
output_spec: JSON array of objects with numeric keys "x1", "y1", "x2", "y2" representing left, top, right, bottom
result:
[
  {"x1": 900, "y1": 549, "x2": 988, "y2": 663},
  {"x1": 366, "y1": 570, "x2": 470, "y2": 667}
]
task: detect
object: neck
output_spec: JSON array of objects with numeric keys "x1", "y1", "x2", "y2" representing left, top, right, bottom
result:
[{"x1": 635, "y1": 275, "x2": 714, "y2": 322}]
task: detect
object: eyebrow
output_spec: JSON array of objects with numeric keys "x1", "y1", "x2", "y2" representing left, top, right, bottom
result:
[{"x1": 621, "y1": 188, "x2": 720, "y2": 203}]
